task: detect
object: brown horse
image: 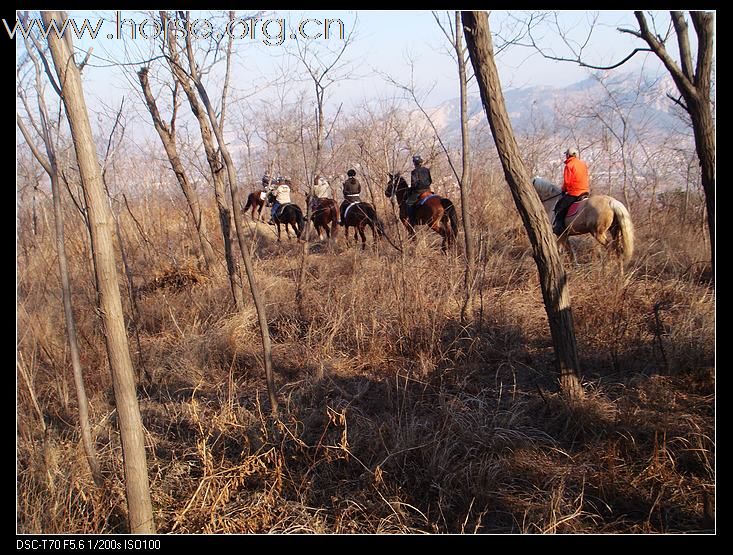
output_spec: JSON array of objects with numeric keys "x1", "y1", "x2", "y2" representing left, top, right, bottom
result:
[
  {"x1": 385, "y1": 173, "x2": 458, "y2": 251},
  {"x1": 307, "y1": 196, "x2": 339, "y2": 240},
  {"x1": 532, "y1": 177, "x2": 634, "y2": 272},
  {"x1": 243, "y1": 190, "x2": 266, "y2": 221},
  {"x1": 266, "y1": 191, "x2": 304, "y2": 241},
  {"x1": 340, "y1": 201, "x2": 383, "y2": 250}
]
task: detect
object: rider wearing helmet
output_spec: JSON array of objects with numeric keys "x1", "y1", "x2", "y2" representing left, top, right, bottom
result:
[
  {"x1": 407, "y1": 155, "x2": 432, "y2": 225},
  {"x1": 340, "y1": 169, "x2": 361, "y2": 225}
]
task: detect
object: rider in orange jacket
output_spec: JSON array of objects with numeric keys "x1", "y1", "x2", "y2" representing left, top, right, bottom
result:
[{"x1": 553, "y1": 147, "x2": 590, "y2": 235}]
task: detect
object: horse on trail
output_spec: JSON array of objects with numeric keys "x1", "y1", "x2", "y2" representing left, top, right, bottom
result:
[
  {"x1": 307, "y1": 196, "x2": 339, "y2": 240},
  {"x1": 243, "y1": 190, "x2": 267, "y2": 221},
  {"x1": 384, "y1": 173, "x2": 458, "y2": 251},
  {"x1": 340, "y1": 201, "x2": 384, "y2": 250},
  {"x1": 266, "y1": 191, "x2": 304, "y2": 241},
  {"x1": 532, "y1": 177, "x2": 634, "y2": 272}
]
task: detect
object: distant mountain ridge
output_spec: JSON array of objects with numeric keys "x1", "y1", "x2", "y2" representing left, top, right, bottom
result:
[{"x1": 421, "y1": 71, "x2": 686, "y2": 143}]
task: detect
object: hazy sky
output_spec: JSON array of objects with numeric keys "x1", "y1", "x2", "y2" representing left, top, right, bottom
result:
[{"x1": 17, "y1": 10, "x2": 678, "y2": 117}]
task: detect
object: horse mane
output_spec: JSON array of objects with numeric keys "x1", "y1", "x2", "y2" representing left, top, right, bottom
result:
[
  {"x1": 532, "y1": 177, "x2": 561, "y2": 200},
  {"x1": 388, "y1": 173, "x2": 408, "y2": 190}
]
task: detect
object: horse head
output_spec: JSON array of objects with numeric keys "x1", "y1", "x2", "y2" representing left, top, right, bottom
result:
[
  {"x1": 531, "y1": 177, "x2": 562, "y2": 202},
  {"x1": 385, "y1": 173, "x2": 406, "y2": 199}
]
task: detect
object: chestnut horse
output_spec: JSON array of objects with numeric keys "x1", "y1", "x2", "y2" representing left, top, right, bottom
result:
[
  {"x1": 266, "y1": 191, "x2": 304, "y2": 241},
  {"x1": 532, "y1": 177, "x2": 634, "y2": 272},
  {"x1": 340, "y1": 201, "x2": 384, "y2": 250},
  {"x1": 307, "y1": 196, "x2": 339, "y2": 240},
  {"x1": 385, "y1": 173, "x2": 458, "y2": 251},
  {"x1": 243, "y1": 190, "x2": 267, "y2": 221}
]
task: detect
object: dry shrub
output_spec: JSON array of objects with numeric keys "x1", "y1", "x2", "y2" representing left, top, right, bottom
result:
[{"x1": 16, "y1": 180, "x2": 714, "y2": 533}]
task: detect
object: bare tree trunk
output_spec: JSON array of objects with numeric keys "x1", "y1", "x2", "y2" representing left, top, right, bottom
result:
[
  {"x1": 455, "y1": 11, "x2": 477, "y2": 323},
  {"x1": 182, "y1": 14, "x2": 279, "y2": 415},
  {"x1": 295, "y1": 97, "x2": 324, "y2": 316},
  {"x1": 630, "y1": 11, "x2": 715, "y2": 284},
  {"x1": 18, "y1": 116, "x2": 104, "y2": 487},
  {"x1": 17, "y1": 39, "x2": 104, "y2": 487},
  {"x1": 161, "y1": 10, "x2": 244, "y2": 311},
  {"x1": 42, "y1": 10, "x2": 155, "y2": 532},
  {"x1": 137, "y1": 67, "x2": 217, "y2": 272},
  {"x1": 461, "y1": 10, "x2": 583, "y2": 399}
]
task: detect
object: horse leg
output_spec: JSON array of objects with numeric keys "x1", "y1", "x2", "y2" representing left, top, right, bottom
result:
[
  {"x1": 443, "y1": 214, "x2": 455, "y2": 248},
  {"x1": 276, "y1": 223, "x2": 282, "y2": 242},
  {"x1": 560, "y1": 236, "x2": 577, "y2": 266},
  {"x1": 592, "y1": 230, "x2": 619, "y2": 274},
  {"x1": 358, "y1": 223, "x2": 367, "y2": 250}
]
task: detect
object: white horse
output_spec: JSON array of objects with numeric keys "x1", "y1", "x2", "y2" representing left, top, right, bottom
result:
[{"x1": 532, "y1": 177, "x2": 634, "y2": 272}]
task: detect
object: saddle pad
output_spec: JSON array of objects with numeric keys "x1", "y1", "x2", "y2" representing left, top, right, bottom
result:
[
  {"x1": 566, "y1": 198, "x2": 588, "y2": 219},
  {"x1": 276, "y1": 203, "x2": 293, "y2": 218},
  {"x1": 418, "y1": 193, "x2": 438, "y2": 207},
  {"x1": 259, "y1": 191, "x2": 267, "y2": 201}
]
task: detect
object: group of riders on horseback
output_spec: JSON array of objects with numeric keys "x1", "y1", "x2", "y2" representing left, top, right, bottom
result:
[
  {"x1": 245, "y1": 146, "x2": 620, "y2": 260},
  {"x1": 258, "y1": 153, "x2": 435, "y2": 229},
  {"x1": 256, "y1": 146, "x2": 588, "y2": 238}
]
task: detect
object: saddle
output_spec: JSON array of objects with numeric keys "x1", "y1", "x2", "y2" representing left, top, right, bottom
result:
[
  {"x1": 343, "y1": 201, "x2": 361, "y2": 220},
  {"x1": 275, "y1": 202, "x2": 294, "y2": 219},
  {"x1": 565, "y1": 194, "x2": 590, "y2": 219}
]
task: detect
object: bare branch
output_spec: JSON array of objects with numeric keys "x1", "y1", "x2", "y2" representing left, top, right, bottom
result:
[
  {"x1": 666, "y1": 92, "x2": 688, "y2": 111},
  {"x1": 633, "y1": 11, "x2": 696, "y2": 101},
  {"x1": 17, "y1": 116, "x2": 52, "y2": 175},
  {"x1": 19, "y1": 11, "x2": 62, "y2": 97},
  {"x1": 671, "y1": 12, "x2": 694, "y2": 81}
]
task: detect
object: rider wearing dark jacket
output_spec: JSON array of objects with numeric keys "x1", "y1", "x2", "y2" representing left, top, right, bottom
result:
[
  {"x1": 407, "y1": 155, "x2": 432, "y2": 224},
  {"x1": 340, "y1": 169, "x2": 361, "y2": 224}
]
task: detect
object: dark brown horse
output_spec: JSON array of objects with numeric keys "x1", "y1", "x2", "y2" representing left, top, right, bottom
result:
[
  {"x1": 340, "y1": 201, "x2": 384, "y2": 250},
  {"x1": 385, "y1": 173, "x2": 458, "y2": 251},
  {"x1": 243, "y1": 190, "x2": 266, "y2": 221},
  {"x1": 307, "y1": 195, "x2": 339, "y2": 240},
  {"x1": 267, "y1": 191, "x2": 304, "y2": 241}
]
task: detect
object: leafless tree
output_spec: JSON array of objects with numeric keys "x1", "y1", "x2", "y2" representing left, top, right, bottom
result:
[
  {"x1": 177, "y1": 10, "x2": 279, "y2": 415},
  {"x1": 40, "y1": 10, "x2": 155, "y2": 532},
  {"x1": 520, "y1": 10, "x2": 715, "y2": 283},
  {"x1": 159, "y1": 9, "x2": 245, "y2": 311},
  {"x1": 462, "y1": 10, "x2": 584, "y2": 400},
  {"x1": 433, "y1": 11, "x2": 478, "y2": 323},
  {"x1": 16, "y1": 37, "x2": 103, "y2": 488},
  {"x1": 137, "y1": 67, "x2": 218, "y2": 271},
  {"x1": 289, "y1": 23, "x2": 356, "y2": 312}
]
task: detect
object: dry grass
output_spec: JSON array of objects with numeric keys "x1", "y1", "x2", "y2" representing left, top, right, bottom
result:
[{"x1": 16, "y1": 185, "x2": 714, "y2": 534}]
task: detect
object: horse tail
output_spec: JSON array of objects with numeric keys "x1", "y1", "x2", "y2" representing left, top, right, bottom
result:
[
  {"x1": 295, "y1": 206, "x2": 305, "y2": 237},
  {"x1": 609, "y1": 199, "x2": 634, "y2": 265},
  {"x1": 329, "y1": 202, "x2": 339, "y2": 237},
  {"x1": 243, "y1": 194, "x2": 253, "y2": 211},
  {"x1": 441, "y1": 199, "x2": 459, "y2": 237}
]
